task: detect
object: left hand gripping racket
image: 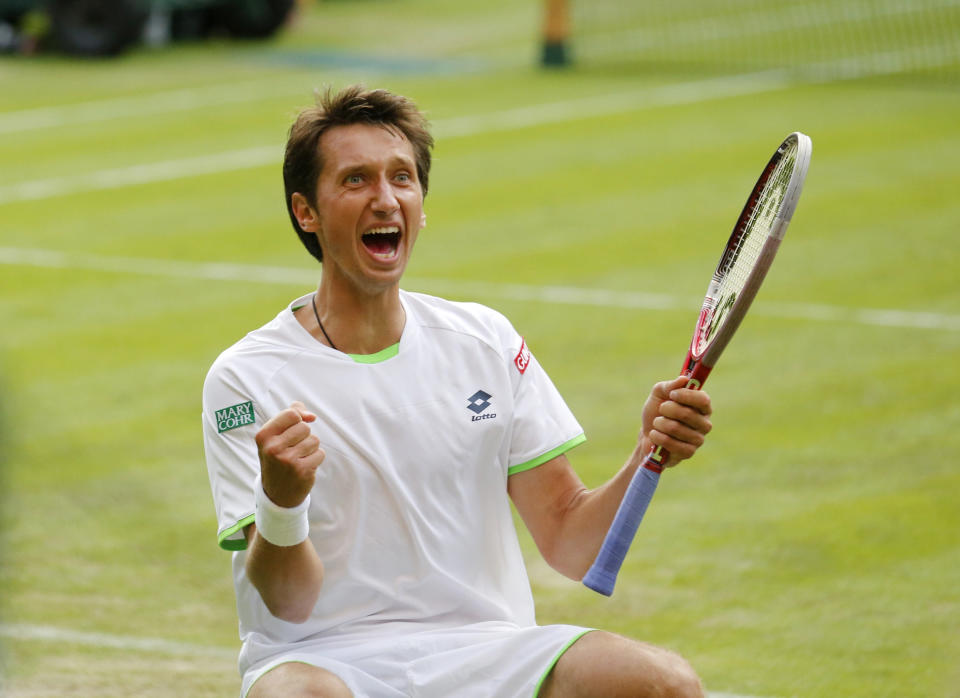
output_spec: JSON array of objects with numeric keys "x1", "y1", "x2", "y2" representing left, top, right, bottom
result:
[{"x1": 582, "y1": 132, "x2": 812, "y2": 597}]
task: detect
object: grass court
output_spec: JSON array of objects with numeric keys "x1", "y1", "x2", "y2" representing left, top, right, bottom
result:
[{"x1": 1, "y1": 1, "x2": 958, "y2": 695}]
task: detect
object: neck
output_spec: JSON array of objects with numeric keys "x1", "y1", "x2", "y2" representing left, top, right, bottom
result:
[{"x1": 306, "y1": 279, "x2": 405, "y2": 355}]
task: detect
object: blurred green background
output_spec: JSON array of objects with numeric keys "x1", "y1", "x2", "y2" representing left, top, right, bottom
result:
[{"x1": 1, "y1": 1, "x2": 958, "y2": 696}]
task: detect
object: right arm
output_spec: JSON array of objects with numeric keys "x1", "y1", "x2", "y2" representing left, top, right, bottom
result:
[
  {"x1": 244, "y1": 402, "x2": 326, "y2": 623},
  {"x1": 244, "y1": 523, "x2": 324, "y2": 624}
]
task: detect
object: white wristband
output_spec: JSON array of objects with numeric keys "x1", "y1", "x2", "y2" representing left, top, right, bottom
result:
[{"x1": 253, "y1": 474, "x2": 311, "y2": 547}]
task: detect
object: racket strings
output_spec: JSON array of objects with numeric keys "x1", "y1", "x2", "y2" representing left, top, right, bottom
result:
[
  {"x1": 716, "y1": 144, "x2": 797, "y2": 296},
  {"x1": 698, "y1": 142, "x2": 799, "y2": 352}
]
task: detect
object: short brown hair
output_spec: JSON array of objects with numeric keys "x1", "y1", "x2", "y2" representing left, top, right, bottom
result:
[{"x1": 282, "y1": 85, "x2": 434, "y2": 263}]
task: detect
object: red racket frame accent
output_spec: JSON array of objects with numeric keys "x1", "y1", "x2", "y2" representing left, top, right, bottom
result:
[{"x1": 639, "y1": 132, "x2": 810, "y2": 475}]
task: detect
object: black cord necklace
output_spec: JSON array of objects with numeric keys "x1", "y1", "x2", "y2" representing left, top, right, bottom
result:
[{"x1": 311, "y1": 293, "x2": 337, "y2": 350}]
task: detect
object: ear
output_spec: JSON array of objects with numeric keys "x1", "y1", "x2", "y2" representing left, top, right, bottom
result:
[
  {"x1": 420, "y1": 211, "x2": 427, "y2": 229},
  {"x1": 291, "y1": 192, "x2": 321, "y2": 233}
]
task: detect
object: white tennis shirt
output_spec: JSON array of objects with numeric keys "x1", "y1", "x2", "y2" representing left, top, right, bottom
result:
[{"x1": 202, "y1": 290, "x2": 586, "y2": 673}]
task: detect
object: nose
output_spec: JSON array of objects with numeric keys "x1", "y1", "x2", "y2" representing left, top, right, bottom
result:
[{"x1": 371, "y1": 175, "x2": 400, "y2": 216}]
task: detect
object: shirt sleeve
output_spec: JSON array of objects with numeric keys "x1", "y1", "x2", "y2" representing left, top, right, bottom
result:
[
  {"x1": 503, "y1": 329, "x2": 586, "y2": 476},
  {"x1": 201, "y1": 360, "x2": 264, "y2": 550}
]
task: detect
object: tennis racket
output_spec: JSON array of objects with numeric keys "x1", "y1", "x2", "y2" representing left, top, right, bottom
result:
[{"x1": 582, "y1": 131, "x2": 812, "y2": 597}]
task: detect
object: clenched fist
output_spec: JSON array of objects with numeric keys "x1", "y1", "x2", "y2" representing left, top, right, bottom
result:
[{"x1": 255, "y1": 401, "x2": 325, "y2": 508}]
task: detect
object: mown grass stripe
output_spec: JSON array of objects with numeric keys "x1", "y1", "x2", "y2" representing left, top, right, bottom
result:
[
  {"x1": 0, "y1": 622, "x2": 767, "y2": 697},
  {"x1": 2, "y1": 247, "x2": 957, "y2": 332},
  {"x1": 0, "y1": 72, "x2": 789, "y2": 206}
]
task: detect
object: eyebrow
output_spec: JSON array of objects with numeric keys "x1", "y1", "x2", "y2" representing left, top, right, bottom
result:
[{"x1": 332, "y1": 154, "x2": 416, "y2": 178}]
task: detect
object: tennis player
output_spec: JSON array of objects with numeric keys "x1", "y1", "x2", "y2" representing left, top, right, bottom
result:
[{"x1": 202, "y1": 85, "x2": 713, "y2": 698}]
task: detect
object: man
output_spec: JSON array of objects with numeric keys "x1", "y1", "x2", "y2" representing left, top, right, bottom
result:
[{"x1": 203, "y1": 85, "x2": 713, "y2": 698}]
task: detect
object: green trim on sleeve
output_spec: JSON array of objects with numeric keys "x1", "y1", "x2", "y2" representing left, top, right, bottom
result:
[
  {"x1": 348, "y1": 342, "x2": 400, "y2": 364},
  {"x1": 508, "y1": 433, "x2": 587, "y2": 476},
  {"x1": 533, "y1": 629, "x2": 595, "y2": 697},
  {"x1": 218, "y1": 514, "x2": 255, "y2": 551}
]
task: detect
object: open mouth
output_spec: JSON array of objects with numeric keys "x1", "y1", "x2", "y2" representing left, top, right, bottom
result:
[{"x1": 361, "y1": 226, "x2": 402, "y2": 259}]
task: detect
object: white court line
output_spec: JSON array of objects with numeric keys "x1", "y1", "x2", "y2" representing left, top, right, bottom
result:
[
  {"x1": 0, "y1": 79, "x2": 311, "y2": 136},
  {"x1": 0, "y1": 622, "x2": 768, "y2": 697},
  {"x1": 0, "y1": 145, "x2": 279, "y2": 205},
  {"x1": 0, "y1": 622, "x2": 236, "y2": 659},
  {"x1": 0, "y1": 57, "x2": 486, "y2": 136},
  {"x1": 433, "y1": 71, "x2": 790, "y2": 138},
  {"x1": 0, "y1": 71, "x2": 790, "y2": 207},
  {"x1": 2, "y1": 40, "x2": 950, "y2": 207},
  {"x1": 2, "y1": 246, "x2": 958, "y2": 332},
  {"x1": 1, "y1": 38, "x2": 951, "y2": 208}
]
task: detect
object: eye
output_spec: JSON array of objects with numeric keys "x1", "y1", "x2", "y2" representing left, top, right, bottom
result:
[
  {"x1": 345, "y1": 173, "x2": 364, "y2": 185},
  {"x1": 395, "y1": 172, "x2": 412, "y2": 184}
]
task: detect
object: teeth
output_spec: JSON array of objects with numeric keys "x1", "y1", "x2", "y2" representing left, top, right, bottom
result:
[{"x1": 365, "y1": 227, "x2": 400, "y2": 235}]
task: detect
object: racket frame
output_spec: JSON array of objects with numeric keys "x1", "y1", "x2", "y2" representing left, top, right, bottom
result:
[
  {"x1": 647, "y1": 131, "x2": 811, "y2": 473},
  {"x1": 582, "y1": 132, "x2": 811, "y2": 595}
]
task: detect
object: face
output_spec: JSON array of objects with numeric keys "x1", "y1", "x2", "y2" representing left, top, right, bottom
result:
[{"x1": 292, "y1": 123, "x2": 426, "y2": 297}]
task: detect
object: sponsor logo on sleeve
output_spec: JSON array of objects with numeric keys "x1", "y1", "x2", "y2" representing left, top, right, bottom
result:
[
  {"x1": 215, "y1": 401, "x2": 255, "y2": 433},
  {"x1": 514, "y1": 338, "x2": 531, "y2": 374}
]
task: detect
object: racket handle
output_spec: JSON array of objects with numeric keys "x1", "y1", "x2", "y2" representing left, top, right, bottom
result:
[{"x1": 582, "y1": 451, "x2": 664, "y2": 596}]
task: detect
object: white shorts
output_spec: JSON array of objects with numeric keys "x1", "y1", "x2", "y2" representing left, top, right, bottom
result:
[{"x1": 241, "y1": 621, "x2": 593, "y2": 698}]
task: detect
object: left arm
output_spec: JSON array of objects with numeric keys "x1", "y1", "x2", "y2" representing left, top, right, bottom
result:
[{"x1": 508, "y1": 376, "x2": 712, "y2": 580}]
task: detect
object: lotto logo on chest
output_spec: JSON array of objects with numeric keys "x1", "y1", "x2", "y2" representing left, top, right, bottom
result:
[
  {"x1": 215, "y1": 401, "x2": 255, "y2": 433},
  {"x1": 467, "y1": 390, "x2": 497, "y2": 422}
]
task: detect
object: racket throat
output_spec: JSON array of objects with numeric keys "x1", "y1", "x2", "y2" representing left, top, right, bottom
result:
[
  {"x1": 681, "y1": 354, "x2": 713, "y2": 388},
  {"x1": 644, "y1": 449, "x2": 666, "y2": 474}
]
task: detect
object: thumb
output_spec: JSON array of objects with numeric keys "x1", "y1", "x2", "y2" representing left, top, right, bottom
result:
[
  {"x1": 290, "y1": 400, "x2": 317, "y2": 422},
  {"x1": 653, "y1": 376, "x2": 687, "y2": 400}
]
